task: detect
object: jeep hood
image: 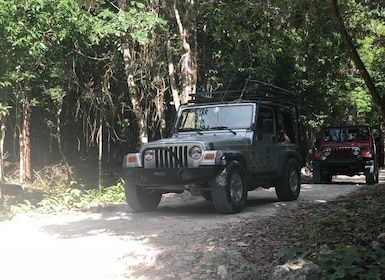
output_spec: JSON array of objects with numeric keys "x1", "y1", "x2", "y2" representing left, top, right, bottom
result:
[{"x1": 140, "y1": 132, "x2": 251, "y2": 151}]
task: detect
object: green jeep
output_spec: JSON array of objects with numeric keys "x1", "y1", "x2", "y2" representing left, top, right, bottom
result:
[{"x1": 122, "y1": 88, "x2": 302, "y2": 214}]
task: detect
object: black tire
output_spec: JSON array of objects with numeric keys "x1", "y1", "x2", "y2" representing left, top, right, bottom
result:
[
  {"x1": 202, "y1": 191, "x2": 212, "y2": 201},
  {"x1": 312, "y1": 164, "x2": 322, "y2": 184},
  {"x1": 365, "y1": 164, "x2": 378, "y2": 185},
  {"x1": 211, "y1": 161, "x2": 247, "y2": 214},
  {"x1": 275, "y1": 158, "x2": 301, "y2": 201},
  {"x1": 323, "y1": 172, "x2": 332, "y2": 183},
  {"x1": 365, "y1": 171, "x2": 375, "y2": 185},
  {"x1": 124, "y1": 183, "x2": 161, "y2": 212}
]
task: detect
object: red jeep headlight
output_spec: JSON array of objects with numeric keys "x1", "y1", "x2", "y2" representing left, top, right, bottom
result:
[{"x1": 352, "y1": 147, "x2": 360, "y2": 156}]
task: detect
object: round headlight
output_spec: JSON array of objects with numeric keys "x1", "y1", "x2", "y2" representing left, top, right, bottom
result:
[
  {"x1": 323, "y1": 147, "x2": 332, "y2": 157},
  {"x1": 352, "y1": 147, "x2": 360, "y2": 156},
  {"x1": 144, "y1": 150, "x2": 154, "y2": 161},
  {"x1": 189, "y1": 146, "x2": 202, "y2": 160}
]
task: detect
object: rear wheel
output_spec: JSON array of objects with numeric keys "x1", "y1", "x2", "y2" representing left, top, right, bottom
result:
[
  {"x1": 211, "y1": 161, "x2": 247, "y2": 214},
  {"x1": 276, "y1": 158, "x2": 300, "y2": 201},
  {"x1": 124, "y1": 183, "x2": 162, "y2": 212}
]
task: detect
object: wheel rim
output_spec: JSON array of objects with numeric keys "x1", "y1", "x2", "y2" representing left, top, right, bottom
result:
[
  {"x1": 288, "y1": 168, "x2": 299, "y2": 193},
  {"x1": 229, "y1": 173, "x2": 244, "y2": 203}
]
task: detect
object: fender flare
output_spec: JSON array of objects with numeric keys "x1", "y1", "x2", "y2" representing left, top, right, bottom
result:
[
  {"x1": 276, "y1": 150, "x2": 301, "y2": 177},
  {"x1": 220, "y1": 151, "x2": 248, "y2": 170}
]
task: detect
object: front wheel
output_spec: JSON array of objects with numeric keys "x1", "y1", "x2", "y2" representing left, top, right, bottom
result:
[
  {"x1": 312, "y1": 164, "x2": 322, "y2": 184},
  {"x1": 124, "y1": 183, "x2": 162, "y2": 212},
  {"x1": 211, "y1": 161, "x2": 247, "y2": 214},
  {"x1": 365, "y1": 164, "x2": 379, "y2": 185},
  {"x1": 202, "y1": 191, "x2": 212, "y2": 201},
  {"x1": 275, "y1": 158, "x2": 301, "y2": 201}
]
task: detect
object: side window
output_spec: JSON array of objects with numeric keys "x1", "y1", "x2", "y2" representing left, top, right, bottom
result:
[
  {"x1": 257, "y1": 106, "x2": 275, "y2": 134},
  {"x1": 277, "y1": 110, "x2": 295, "y2": 143}
]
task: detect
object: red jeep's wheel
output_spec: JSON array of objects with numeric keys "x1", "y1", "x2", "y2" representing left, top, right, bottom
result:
[
  {"x1": 323, "y1": 172, "x2": 332, "y2": 183},
  {"x1": 211, "y1": 161, "x2": 247, "y2": 214},
  {"x1": 365, "y1": 164, "x2": 379, "y2": 185},
  {"x1": 312, "y1": 164, "x2": 322, "y2": 184},
  {"x1": 276, "y1": 158, "x2": 301, "y2": 201},
  {"x1": 124, "y1": 183, "x2": 162, "y2": 212}
]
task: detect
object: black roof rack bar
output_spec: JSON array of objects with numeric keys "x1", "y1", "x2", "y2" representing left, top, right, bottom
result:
[{"x1": 188, "y1": 87, "x2": 296, "y2": 106}]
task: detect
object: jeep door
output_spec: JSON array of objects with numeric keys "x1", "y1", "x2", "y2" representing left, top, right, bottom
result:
[{"x1": 254, "y1": 105, "x2": 278, "y2": 173}]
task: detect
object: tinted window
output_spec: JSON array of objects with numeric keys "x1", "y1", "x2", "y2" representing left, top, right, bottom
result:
[{"x1": 324, "y1": 127, "x2": 369, "y2": 142}]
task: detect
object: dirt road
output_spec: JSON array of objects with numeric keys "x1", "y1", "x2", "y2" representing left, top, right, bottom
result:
[{"x1": 0, "y1": 176, "x2": 373, "y2": 280}]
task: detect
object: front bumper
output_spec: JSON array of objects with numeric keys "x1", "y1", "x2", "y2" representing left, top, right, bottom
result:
[
  {"x1": 123, "y1": 166, "x2": 224, "y2": 186},
  {"x1": 313, "y1": 159, "x2": 375, "y2": 174}
]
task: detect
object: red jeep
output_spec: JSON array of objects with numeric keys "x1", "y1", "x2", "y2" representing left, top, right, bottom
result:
[{"x1": 312, "y1": 125, "x2": 379, "y2": 185}]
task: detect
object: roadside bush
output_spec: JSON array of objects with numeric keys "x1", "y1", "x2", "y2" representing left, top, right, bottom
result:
[
  {"x1": 0, "y1": 180, "x2": 125, "y2": 221},
  {"x1": 279, "y1": 187, "x2": 385, "y2": 279}
]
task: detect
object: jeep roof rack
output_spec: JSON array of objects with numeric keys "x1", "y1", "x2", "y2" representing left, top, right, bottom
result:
[{"x1": 188, "y1": 81, "x2": 296, "y2": 107}]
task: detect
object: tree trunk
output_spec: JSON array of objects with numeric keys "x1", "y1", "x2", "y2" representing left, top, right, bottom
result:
[
  {"x1": 21, "y1": 98, "x2": 32, "y2": 182},
  {"x1": 98, "y1": 110, "x2": 103, "y2": 191},
  {"x1": 167, "y1": 36, "x2": 181, "y2": 111},
  {"x1": 153, "y1": 75, "x2": 167, "y2": 138},
  {"x1": 0, "y1": 118, "x2": 5, "y2": 183},
  {"x1": 330, "y1": 0, "x2": 385, "y2": 120},
  {"x1": 56, "y1": 102, "x2": 72, "y2": 181},
  {"x1": 174, "y1": 0, "x2": 197, "y2": 104},
  {"x1": 124, "y1": 53, "x2": 148, "y2": 145},
  {"x1": 118, "y1": 0, "x2": 148, "y2": 145}
]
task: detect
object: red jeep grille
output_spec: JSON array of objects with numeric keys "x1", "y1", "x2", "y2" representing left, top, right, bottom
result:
[{"x1": 329, "y1": 147, "x2": 356, "y2": 160}]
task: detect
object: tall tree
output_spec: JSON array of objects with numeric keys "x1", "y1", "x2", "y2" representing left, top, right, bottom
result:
[
  {"x1": 113, "y1": 0, "x2": 166, "y2": 145},
  {"x1": 330, "y1": 0, "x2": 385, "y2": 121},
  {"x1": 174, "y1": 0, "x2": 197, "y2": 105}
]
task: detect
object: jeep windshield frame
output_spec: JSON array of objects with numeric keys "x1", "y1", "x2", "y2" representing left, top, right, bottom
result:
[{"x1": 176, "y1": 103, "x2": 255, "y2": 133}]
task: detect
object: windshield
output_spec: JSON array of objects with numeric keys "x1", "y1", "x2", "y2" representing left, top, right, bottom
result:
[
  {"x1": 177, "y1": 104, "x2": 254, "y2": 132},
  {"x1": 323, "y1": 127, "x2": 369, "y2": 142}
]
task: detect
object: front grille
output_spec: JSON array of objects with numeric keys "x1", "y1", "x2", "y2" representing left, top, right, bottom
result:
[
  {"x1": 329, "y1": 147, "x2": 356, "y2": 160},
  {"x1": 146, "y1": 146, "x2": 189, "y2": 168}
]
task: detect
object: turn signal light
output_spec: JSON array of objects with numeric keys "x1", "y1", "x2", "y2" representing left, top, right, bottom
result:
[
  {"x1": 128, "y1": 156, "x2": 138, "y2": 163},
  {"x1": 204, "y1": 153, "x2": 215, "y2": 160}
]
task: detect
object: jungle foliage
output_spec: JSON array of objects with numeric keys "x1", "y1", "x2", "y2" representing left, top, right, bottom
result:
[{"x1": 0, "y1": 0, "x2": 384, "y2": 187}]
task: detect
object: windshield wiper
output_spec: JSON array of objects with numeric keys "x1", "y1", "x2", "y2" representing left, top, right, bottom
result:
[{"x1": 210, "y1": 126, "x2": 236, "y2": 135}]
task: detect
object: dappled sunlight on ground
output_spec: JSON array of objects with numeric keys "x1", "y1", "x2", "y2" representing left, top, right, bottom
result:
[{"x1": 0, "y1": 211, "x2": 163, "y2": 280}]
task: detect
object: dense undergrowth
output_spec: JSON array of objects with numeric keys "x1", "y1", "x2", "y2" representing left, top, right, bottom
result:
[
  {"x1": 0, "y1": 180, "x2": 125, "y2": 221},
  {"x1": 0, "y1": 163, "x2": 124, "y2": 220},
  {"x1": 282, "y1": 192, "x2": 385, "y2": 279}
]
